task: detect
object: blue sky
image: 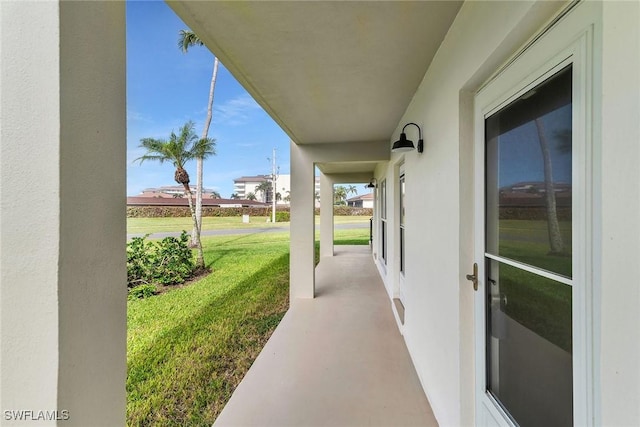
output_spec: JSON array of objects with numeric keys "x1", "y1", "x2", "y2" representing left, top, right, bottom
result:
[{"x1": 126, "y1": 1, "x2": 292, "y2": 197}]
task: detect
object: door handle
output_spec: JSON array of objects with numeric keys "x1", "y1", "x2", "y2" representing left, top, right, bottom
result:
[{"x1": 466, "y1": 263, "x2": 478, "y2": 291}]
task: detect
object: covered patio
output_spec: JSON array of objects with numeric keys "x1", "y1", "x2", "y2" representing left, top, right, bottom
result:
[
  {"x1": 3, "y1": 2, "x2": 639, "y2": 426},
  {"x1": 214, "y1": 246, "x2": 436, "y2": 427}
]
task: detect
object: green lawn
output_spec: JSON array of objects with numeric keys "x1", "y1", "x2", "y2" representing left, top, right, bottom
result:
[
  {"x1": 126, "y1": 227, "x2": 369, "y2": 426},
  {"x1": 127, "y1": 232, "x2": 290, "y2": 426},
  {"x1": 127, "y1": 215, "x2": 369, "y2": 235},
  {"x1": 331, "y1": 227, "x2": 371, "y2": 245}
]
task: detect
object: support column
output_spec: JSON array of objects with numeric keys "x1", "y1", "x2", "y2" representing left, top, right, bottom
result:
[
  {"x1": 290, "y1": 141, "x2": 315, "y2": 299},
  {"x1": 1, "y1": 2, "x2": 126, "y2": 425},
  {"x1": 319, "y1": 173, "x2": 335, "y2": 258}
]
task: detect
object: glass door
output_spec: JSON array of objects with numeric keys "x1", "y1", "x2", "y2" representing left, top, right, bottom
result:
[
  {"x1": 474, "y1": 6, "x2": 596, "y2": 425},
  {"x1": 484, "y1": 65, "x2": 573, "y2": 426}
]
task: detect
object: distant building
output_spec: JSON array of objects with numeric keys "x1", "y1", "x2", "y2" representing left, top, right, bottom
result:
[
  {"x1": 233, "y1": 174, "x2": 320, "y2": 205},
  {"x1": 346, "y1": 193, "x2": 374, "y2": 209}
]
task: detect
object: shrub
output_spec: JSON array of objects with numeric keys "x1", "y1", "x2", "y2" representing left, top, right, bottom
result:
[
  {"x1": 127, "y1": 235, "x2": 153, "y2": 287},
  {"x1": 275, "y1": 211, "x2": 290, "y2": 222},
  {"x1": 128, "y1": 284, "x2": 157, "y2": 300},
  {"x1": 126, "y1": 231, "x2": 195, "y2": 288},
  {"x1": 151, "y1": 232, "x2": 195, "y2": 285}
]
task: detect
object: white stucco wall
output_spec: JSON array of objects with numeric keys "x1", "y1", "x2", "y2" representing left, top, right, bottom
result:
[
  {"x1": 1, "y1": 2, "x2": 126, "y2": 425},
  {"x1": 1, "y1": 2, "x2": 62, "y2": 419},
  {"x1": 376, "y1": 2, "x2": 640, "y2": 426},
  {"x1": 599, "y1": 1, "x2": 640, "y2": 425}
]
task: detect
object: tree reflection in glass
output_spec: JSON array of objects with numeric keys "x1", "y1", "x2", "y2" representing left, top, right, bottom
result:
[{"x1": 486, "y1": 65, "x2": 572, "y2": 278}]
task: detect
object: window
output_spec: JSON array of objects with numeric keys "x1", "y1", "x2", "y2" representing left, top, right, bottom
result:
[
  {"x1": 380, "y1": 179, "x2": 387, "y2": 264},
  {"x1": 399, "y1": 173, "x2": 406, "y2": 274}
]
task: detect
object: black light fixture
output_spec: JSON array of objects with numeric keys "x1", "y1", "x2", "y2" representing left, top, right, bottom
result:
[
  {"x1": 366, "y1": 178, "x2": 377, "y2": 189},
  {"x1": 392, "y1": 122, "x2": 424, "y2": 153}
]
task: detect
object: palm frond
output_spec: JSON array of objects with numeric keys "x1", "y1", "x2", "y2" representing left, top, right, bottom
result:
[
  {"x1": 179, "y1": 121, "x2": 198, "y2": 148},
  {"x1": 135, "y1": 138, "x2": 169, "y2": 164},
  {"x1": 135, "y1": 120, "x2": 216, "y2": 172},
  {"x1": 178, "y1": 29, "x2": 204, "y2": 53},
  {"x1": 191, "y1": 137, "x2": 216, "y2": 160},
  {"x1": 134, "y1": 154, "x2": 168, "y2": 165}
]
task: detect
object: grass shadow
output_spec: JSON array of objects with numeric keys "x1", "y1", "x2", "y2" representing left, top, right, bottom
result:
[{"x1": 127, "y1": 252, "x2": 289, "y2": 426}]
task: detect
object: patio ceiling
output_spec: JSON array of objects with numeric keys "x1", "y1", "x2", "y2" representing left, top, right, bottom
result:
[
  {"x1": 316, "y1": 161, "x2": 381, "y2": 175},
  {"x1": 169, "y1": 1, "x2": 462, "y2": 144}
]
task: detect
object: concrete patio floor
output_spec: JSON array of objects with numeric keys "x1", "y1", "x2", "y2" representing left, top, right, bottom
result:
[{"x1": 214, "y1": 245, "x2": 438, "y2": 427}]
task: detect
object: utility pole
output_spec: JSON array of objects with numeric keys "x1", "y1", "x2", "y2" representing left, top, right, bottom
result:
[{"x1": 270, "y1": 148, "x2": 278, "y2": 223}]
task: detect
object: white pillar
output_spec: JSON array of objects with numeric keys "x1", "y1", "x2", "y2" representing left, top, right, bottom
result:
[
  {"x1": 319, "y1": 173, "x2": 335, "y2": 258},
  {"x1": 600, "y1": 2, "x2": 640, "y2": 425},
  {"x1": 290, "y1": 141, "x2": 315, "y2": 299},
  {"x1": 0, "y1": 2, "x2": 126, "y2": 425}
]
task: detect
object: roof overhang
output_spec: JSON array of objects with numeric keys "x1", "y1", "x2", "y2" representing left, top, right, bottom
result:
[{"x1": 168, "y1": 1, "x2": 463, "y2": 173}]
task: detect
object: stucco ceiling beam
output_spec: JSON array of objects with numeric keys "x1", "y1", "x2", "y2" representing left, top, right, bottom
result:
[
  {"x1": 300, "y1": 140, "x2": 389, "y2": 164},
  {"x1": 322, "y1": 172, "x2": 374, "y2": 184}
]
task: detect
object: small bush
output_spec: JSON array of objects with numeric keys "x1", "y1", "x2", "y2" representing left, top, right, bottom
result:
[
  {"x1": 126, "y1": 231, "x2": 195, "y2": 289},
  {"x1": 127, "y1": 235, "x2": 153, "y2": 287},
  {"x1": 151, "y1": 233, "x2": 195, "y2": 285},
  {"x1": 128, "y1": 284, "x2": 157, "y2": 300},
  {"x1": 275, "y1": 211, "x2": 290, "y2": 222}
]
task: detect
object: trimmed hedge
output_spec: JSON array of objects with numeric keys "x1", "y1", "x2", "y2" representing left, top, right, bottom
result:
[
  {"x1": 127, "y1": 206, "x2": 373, "y2": 218},
  {"x1": 329, "y1": 206, "x2": 372, "y2": 216},
  {"x1": 128, "y1": 206, "x2": 280, "y2": 218}
]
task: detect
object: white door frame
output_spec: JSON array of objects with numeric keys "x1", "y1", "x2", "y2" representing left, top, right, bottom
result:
[
  {"x1": 398, "y1": 164, "x2": 406, "y2": 304},
  {"x1": 473, "y1": 3, "x2": 598, "y2": 426}
]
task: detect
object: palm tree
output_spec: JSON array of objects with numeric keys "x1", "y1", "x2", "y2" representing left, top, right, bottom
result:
[
  {"x1": 333, "y1": 185, "x2": 358, "y2": 205},
  {"x1": 135, "y1": 121, "x2": 215, "y2": 269},
  {"x1": 178, "y1": 29, "x2": 220, "y2": 247},
  {"x1": 209, "y1": 190, "x2": 221, "y2": 199},
  {"x1": 334, "y1": 187, "x2": 346, "y2": 205},
  {"x1": 535, "y1": 118, "x2": 565, "y2": 254},
  {"x1": 246, "y1": 192, "x2": 257, "y2": 201},
  {"x1": 255, "y1": 181, "x2": 272, "y2": 202}
]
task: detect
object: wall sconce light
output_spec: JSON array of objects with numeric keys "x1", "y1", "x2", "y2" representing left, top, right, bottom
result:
[
  {"x1": 366, "y1": 178, "x2": 377, "y2": 189},
  {"x1": 392, "y1": 122, "x2": 424, "y2": 153}
]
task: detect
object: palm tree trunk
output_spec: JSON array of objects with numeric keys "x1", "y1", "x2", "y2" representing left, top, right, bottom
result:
[
  {"x1": 535, "y1": 118, "x2": 564, "y2": 254},
  {"x1": 183, "y1": 184, "x2": 205, "y2": 269},
  {"x1": 191, "y1": 57, "x2": 220, "y2": 246}
]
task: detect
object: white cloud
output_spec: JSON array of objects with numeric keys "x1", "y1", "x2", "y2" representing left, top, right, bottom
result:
[
  {"x1": 212, "y1": 94, "x2": 261, "y2": 126},
  {"x1": 127, "y1": 109, "x2": 153, "y2": 123},
  {"x1": 235, "y1": 141, "x2": 261, "y2": 148}
]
